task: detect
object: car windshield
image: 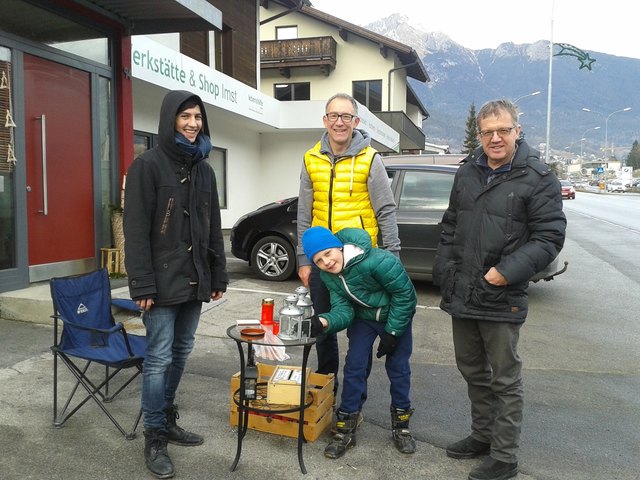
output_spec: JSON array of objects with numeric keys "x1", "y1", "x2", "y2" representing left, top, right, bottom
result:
[{"x1": 560, "y1": 181, "x2": 571, "y2": 186}]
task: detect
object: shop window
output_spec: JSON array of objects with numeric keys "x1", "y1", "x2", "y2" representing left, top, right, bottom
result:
[
  {"x1": 353, "y1": 80, "x2": 382, "y2": 111},
  {"x1": 274, "y1": 83, "x2": 310, "y2": 101},
  {"x1": 0, "y1": 48, "x2": 16, "y2": 270},
  {"x1": 133, "y1": 131, "x2": 157, "y2": 157}
]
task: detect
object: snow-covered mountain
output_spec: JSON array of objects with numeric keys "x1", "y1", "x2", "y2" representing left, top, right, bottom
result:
[{"x1": 366, "y1": 14, "x2": 639, "y2": 156}]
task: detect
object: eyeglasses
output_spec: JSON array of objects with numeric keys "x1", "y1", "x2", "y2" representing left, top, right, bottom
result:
[
  {"x1": 478, "y1": 127, "x2": 516, "y2": 139},
  {"x1": 325, "y1": 112, "x2": 357, "y2": 124}
]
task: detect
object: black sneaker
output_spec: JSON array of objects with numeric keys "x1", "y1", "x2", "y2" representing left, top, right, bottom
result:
[
  {"x1": 446, "y1": 435, "x2": 491, "y2": 459},
  {"x1": 468, "y1": 456, "x2": 518, "y2": 480}
]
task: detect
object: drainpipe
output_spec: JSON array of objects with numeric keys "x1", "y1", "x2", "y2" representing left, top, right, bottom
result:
[{"x1": 387, "y1": 61, "x2": 419, "y2": 111}]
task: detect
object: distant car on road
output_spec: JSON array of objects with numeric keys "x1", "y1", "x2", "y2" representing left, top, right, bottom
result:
[
  {"x1": 605, "y1": 180, "x2": 627, "y2": 193},
  {"x1": 231, "y1": 160, "x2": 567, "y2": 284},
  {"x1": 560, "y1": 180, "x2": 576, "y2": 199}
]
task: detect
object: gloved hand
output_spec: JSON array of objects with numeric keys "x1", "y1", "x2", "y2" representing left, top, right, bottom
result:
[
  {"x1": 310, "y1": 314, "x2": 325, "y2": 337},
  {"x1": 376, "y1": 332, "x2": 398, "y2": 358}
]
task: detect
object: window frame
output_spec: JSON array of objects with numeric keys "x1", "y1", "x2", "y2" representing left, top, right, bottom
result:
[
  {"x1": 352, "y1": 79, "x2": 383, "y2": 111},
  {"x1": 274, "y1": 82, "x2": 310, "y2": 101}
]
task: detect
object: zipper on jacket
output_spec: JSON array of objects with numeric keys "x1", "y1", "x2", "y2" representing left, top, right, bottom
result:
[
  {"x1": 328, "y1": 162, "x2": 335, "y2": 231},
  {"x1": 505, "y1": 192, "x2": 514, "y2": 239},
  {"x1": 338, "y1": 274, "x2": 372, "y2": 308},
  {"x1": 160, "y1": 197, "x2": 174, "y2": 236}
]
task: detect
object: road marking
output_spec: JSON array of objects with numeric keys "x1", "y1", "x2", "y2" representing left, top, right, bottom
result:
[{"x1": 227, "y1": 286, "x2": 441, "y2": 310}]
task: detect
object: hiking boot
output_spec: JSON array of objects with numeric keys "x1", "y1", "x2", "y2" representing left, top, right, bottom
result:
[
  {"x1": 468, "y1": 456, "x2": 518, "y2": 480},
  {"x1": 330, "y1": 411, "x2": 364, "y2": 433},
  {"x1": 164, "y1": 405, "x2": 204, "y2": 446},
  {"x1": 144, "y1": 429, "x2": 174, "y2": 479},
  {"x1": 324, "y1": 410, "x2": 359, "y2": 459},
  {"x1": 446, "y1": 435, "x2": 491, "y2": 459},
  {"x1": 390, "y1": 406, "x2": 416, "y2": 454}
]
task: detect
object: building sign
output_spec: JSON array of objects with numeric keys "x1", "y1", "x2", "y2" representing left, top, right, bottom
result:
[
  {"x1": 131, "y1": 36, "x2": 400, "y2": 151},
  {"x1": 131, "y1": 36, "x2": 279, "y2": 126}
]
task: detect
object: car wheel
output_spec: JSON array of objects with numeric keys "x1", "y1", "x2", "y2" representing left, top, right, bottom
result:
[{"x1": 250, "y1": 235, "x2": 296, "y2": 281}]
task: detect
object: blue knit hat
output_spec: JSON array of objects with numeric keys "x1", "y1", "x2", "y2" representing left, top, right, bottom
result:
[{"x1": 302, "y1": 226, "x2": 343, "y2": 262}]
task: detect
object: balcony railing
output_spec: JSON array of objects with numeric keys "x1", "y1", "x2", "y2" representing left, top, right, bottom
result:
[
  {"x1": 374, "y1": 111, "x2": 426, "y2": 152},
  {"x1": 261, "y1": 36, "x2": 337, "y2": 76}
]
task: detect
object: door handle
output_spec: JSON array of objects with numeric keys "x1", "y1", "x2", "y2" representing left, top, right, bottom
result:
[{"x1": 36, "y1": 114, "x2": 48, "y2": 215}]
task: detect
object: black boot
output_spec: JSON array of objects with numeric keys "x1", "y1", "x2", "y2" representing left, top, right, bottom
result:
[
  {"x1": 144, "y1": 429, "x2": 174, "y2": 479},
  {"x1": 164, "y1": 405, "x2": 204, "y2": 446},
  {"x1": 468, "y1": 456, "x2": 518, "y2": 480},
  {"x1": 324, "y1": 410, "x2": 359, "y2": 459},
  {"x1": 446, "y1": 435, "x2": 491, "y2": 459},
  {"x1": 390, "y1": 406, "x2": 416, "y2": 454}
]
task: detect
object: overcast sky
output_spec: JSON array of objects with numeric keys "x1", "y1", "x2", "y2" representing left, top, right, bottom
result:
[{"x1": 310, "y1": 0, "x2": 640, "y2": 60}]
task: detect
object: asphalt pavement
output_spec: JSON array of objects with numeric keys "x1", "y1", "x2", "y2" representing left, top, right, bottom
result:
[{"x1": 2, "y1": 224, "x2": 638, "y2": 480}]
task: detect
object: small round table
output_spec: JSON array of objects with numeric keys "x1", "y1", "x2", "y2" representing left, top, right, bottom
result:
[{"x1": 226, "y1": 325, "x2": 317, "y2": 474}]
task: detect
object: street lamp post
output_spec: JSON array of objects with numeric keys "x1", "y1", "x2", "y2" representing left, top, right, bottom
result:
[
  {"x1": 605, "y1": 108, "x2": 631, "y2": 158},
  {"x1": 513, "y1": 91, "x2": 541, "y2": 104},
  {"x1": 582, "y1": 107, "x2": 631, "y2": 158},
  {"x1": 580, "y1": 126, "x2": 600, "y2": 157}
]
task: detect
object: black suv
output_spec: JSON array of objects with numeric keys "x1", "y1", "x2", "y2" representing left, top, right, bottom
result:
[{"x1": 230, "y1": 163, "x2": 566, "y2": 283}]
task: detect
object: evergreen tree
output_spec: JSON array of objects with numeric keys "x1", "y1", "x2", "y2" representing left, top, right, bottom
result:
[
  {"x1": 626, "y1": 140, "x2": 640, "y2": 169},
  {"x1": 461, "y1": 103, "x2": 480, "y2": 154}
]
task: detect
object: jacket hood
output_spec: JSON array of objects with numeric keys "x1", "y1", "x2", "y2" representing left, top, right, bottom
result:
[
  {"x1": 319, "y1": 128, "x2": 371, "y2": 158},
  {"x1": 335, "y1": 228, "x2": 372, "y2": 268},
  {"x1": 157, "y1": 90, "x2": 210, "y2": 157}
]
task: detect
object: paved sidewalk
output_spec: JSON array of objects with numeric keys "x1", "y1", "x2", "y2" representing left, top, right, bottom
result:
[{"x1": 0, "y1": 289, "x2": 509, "y2": 480}]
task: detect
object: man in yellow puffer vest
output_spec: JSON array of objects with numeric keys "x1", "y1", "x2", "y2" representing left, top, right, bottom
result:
[{"x1": 296, "y1": 93, "x2": 400, "y2": 398}]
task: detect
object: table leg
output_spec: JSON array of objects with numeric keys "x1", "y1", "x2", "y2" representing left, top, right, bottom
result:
[
  {"x1": 230, "y1": 340, "x2": 246, "y2": 472},
  {"x1": 296, "y1": 344, "x2": 312, "y2": 474}
]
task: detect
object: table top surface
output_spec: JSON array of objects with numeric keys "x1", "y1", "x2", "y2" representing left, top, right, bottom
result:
[{"x1": 226, "y1": 324, "x2": 316, "y2": 347}]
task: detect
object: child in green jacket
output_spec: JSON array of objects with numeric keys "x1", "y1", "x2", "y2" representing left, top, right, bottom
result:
[{"x1": 302, "y1": 226, "x2": 417, "y2": 459}]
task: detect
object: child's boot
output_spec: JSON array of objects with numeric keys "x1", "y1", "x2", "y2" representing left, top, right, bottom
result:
[
  {"x1": 324, "y1": 410, "x2": 359, "y2": 459},
  {"x1": 390, "y1": 406, "x2": 416, "y2": 454}
]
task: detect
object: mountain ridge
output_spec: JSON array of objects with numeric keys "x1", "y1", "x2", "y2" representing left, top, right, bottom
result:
[{"x1": 366, "y1": 14, "x2": 639, "y2": 158}]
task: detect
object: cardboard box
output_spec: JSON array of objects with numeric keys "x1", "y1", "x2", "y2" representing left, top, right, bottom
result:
[
  {"x1": 229, "y1": 363, "x2": 334, "y2": 442},
  {"x1": 267, "y1": 365, "x2": 310, "y2": 406}
]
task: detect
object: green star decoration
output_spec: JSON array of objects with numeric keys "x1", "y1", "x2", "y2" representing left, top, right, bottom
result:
[{"x1": 554, "y1": 43, "x2": 596, "y2": 70}]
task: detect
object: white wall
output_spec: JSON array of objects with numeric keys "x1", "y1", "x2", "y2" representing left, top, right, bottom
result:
[{"x1": 259, "y1": 6, "x2": 407, "y2": 111}]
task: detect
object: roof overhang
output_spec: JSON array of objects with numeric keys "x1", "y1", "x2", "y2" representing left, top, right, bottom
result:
[
  {"x1": 70, "y1": 0, "x2": 222, "y2": 34},
  {"x1": 298, "y1": 5, "x2": 429, "y2": 82}
]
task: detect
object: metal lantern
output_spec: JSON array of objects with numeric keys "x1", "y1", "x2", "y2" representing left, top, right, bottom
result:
[
  {"x1": 295, "y1": 286, "x2": 313, "y2": 316},
  {"x1": 278, "y1": 294, "x2": 306, "y2": 340}
]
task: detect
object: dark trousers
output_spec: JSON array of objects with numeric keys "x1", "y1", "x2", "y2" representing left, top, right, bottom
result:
[
  {"x1": 340, "y1": 318, "x2": 412, "y2": 413},
  {"x1": 452, "y1": 317, "x2": 523, "y2": 463},
  {"x1": 309, "y1": 265, "x2": 339, "y2": 382}
]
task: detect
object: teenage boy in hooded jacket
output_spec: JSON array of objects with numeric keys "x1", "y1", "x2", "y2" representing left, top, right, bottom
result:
[
  {"x1": 124, "y1": 90, "x2": 228, "y2": 479},
  {"x1": 301, "y1": 226, "x2": 416, "y2": 460}
]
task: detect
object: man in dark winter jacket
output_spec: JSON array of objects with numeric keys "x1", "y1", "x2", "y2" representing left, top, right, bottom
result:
[
  {"x1": 124, "y1": 90, "x2": 228, "y2": 479},
  {"x1": 302, "y1": 226, "x2": 416, "y2": 460},
  {"x1": 433, "y1": 99, "x2": 566, "y2": 480}
]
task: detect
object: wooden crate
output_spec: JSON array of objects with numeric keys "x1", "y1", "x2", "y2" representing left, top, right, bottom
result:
[{"x1": 229, "y1": 363, "x2": 334, "y2": 442}]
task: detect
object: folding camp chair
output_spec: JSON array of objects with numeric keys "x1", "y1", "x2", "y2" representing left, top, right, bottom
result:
[{"x1": 50, "y1": 268, "x2": 146, "y2": 439}]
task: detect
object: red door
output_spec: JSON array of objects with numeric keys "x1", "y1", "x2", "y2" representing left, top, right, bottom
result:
[{"x1": 24, "y1": 54, "x2": 94, "y2": 266}]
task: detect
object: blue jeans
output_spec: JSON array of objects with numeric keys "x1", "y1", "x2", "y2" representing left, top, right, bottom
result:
[
  {"x1": 340, "y1": 318, "x2": 413, "y2": 413},
  {"x1": 141, "y1": 300, "x2": 202, "y2": 430}
]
